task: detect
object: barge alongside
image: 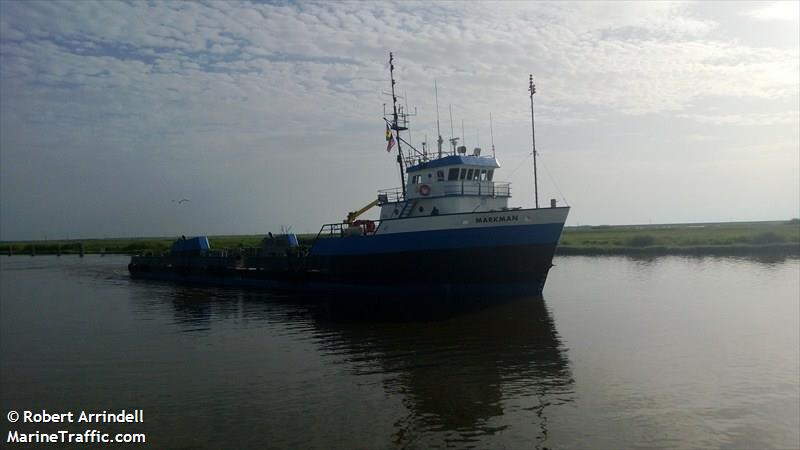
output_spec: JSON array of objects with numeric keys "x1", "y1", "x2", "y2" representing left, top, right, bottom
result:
[{"x1": 129, "y1": 54, "x2": 570, "y2": 294}]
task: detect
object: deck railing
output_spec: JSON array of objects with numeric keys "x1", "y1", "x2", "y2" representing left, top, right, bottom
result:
[
  {"x1": 377, "y1": 187, "x2": 404, "y2": 203},
  {"x1": 443, "y1": 181, "x2": 510, "y2": 197},
  {"x1": 315, "y1": 221, "x2": 382, "y2": 240},
  {"x1": 378, "y1": 181, "x2": 510, "y2": 203}
]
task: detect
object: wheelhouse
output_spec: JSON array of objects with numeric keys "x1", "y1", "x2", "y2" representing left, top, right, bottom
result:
[
  {"x1": 377, "y1": 153, "x2": 512, "y2": 220},
  {"x1": 406, "y1": 154, "x2": 504, "y2": 197}
]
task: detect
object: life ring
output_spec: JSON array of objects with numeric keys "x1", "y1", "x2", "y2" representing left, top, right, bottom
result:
[{"x1": 419, "y1": 184, "x2": 431, "y2": 196}]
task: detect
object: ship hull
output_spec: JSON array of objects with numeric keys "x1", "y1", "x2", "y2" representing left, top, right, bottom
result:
[
  {"x1": 308, "y1": 206, "x2": 568, "y2": 292},
  {"x1": 306, "y1": 242, "x2": 558, "y2": 293},
  {"x1": 129, "y1": 207, "x2": 569, "y2": 295},
  {"x1": 128, "y1": 253, "x2": 554, "y2": 295}
]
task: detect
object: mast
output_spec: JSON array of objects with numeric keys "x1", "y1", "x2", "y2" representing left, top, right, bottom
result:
[
  {"x1": 461, "y1": 119, "x2": 466, "y2": 150},
  {"x1": 388, "y1": 52, "x2": 407, "y2": 198},
  {"x1": 435, "y1": 80, "x2": 443, "y2": 159},
  {"x1": 529, "y1": 74, "x2": 539, "y2": 209},
  {"x1": 404, "y1": 90, "x2": 412, "y2": 144},
  {"x1": 448, "y1": 104, "x2": 458, "y2": 154},
  {"x1": 490, "y1": 112, "x2": 496, "y2": 158}
]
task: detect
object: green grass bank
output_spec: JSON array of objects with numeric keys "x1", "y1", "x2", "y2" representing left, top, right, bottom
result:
[
  {"x1": 1, "y1": 220, "x2": 798, "y2": 257},
  {"x1": 557, "y1": 220, "x2": 799, "y2": 256}
]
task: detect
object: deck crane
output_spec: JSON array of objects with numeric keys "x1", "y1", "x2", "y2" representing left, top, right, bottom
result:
[{"x1": 345, "y1": 198, "x2": 380, "y2": 225}]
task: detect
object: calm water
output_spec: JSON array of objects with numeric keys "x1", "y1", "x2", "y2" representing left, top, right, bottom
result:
[{"x1": 1, "y1": 255, "x2": 798, "y2": 449}]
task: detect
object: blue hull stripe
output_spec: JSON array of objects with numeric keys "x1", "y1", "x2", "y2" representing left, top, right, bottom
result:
[{"x1": 310, "y1": 222, "x2": 565, "y2": 256}]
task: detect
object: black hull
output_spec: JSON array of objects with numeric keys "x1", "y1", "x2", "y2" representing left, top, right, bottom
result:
[
  {"x1": 129, "y1": 243, "x2": 558, "y2": 295},
  {"x1": 309, "y1": 243, "x2": 556, "y2": 285}
]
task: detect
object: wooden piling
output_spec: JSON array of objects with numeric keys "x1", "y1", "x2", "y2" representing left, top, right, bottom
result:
[
  {"x1": 79, "y1": 243, "x2": 84, "y2": 258},
  {"x1": 31, "y1": 245, "x2": 35, "y2": 256},
  {"x1": 7, "y1": 246, "x2": 12, "y2": 256}
]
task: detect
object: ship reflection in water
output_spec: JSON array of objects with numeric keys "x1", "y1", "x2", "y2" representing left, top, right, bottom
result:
[
  {"x1": 309, "y1": 295, "x2": 575, "y2": 447},
  {"x1": 132, "y1": 283, "x2": 574, "y2": 448}
]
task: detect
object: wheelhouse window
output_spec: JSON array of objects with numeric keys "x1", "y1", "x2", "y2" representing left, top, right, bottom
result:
[
  {"x1": 466, "y1": 169, "x2": 474, "y2": 180},
  {"x1": 480, "y1": 169, "x2": 487, "y2": 181},
  {"x1": 447, "y1": 168, "x2": 459, "y2": 180},
  {"x1": 487, "y1": 170, "x2": 494, "y2": 181},
  {"x1": 459, "y1": 168, "x2": 467, "y2": 180},
  {"x1": 437, "y1": 170, "x2": 445, "y2": 181}
]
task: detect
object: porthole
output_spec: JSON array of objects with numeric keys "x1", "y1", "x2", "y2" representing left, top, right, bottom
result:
[{"x1": 418, "y1": 206, "x2": 424, "y2": 212}]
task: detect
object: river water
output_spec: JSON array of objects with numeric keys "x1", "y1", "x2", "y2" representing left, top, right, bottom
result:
[{"x1": 1, "y1": 255, "x2": 798, "y2": 449}]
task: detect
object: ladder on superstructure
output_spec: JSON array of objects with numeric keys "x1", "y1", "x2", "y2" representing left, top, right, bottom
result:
[{"x1": 397, "y1": 199, "x2": 417, "y2": 218}]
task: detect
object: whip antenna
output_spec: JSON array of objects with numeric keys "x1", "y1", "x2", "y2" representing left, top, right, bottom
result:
[
  {"x1": 490, "y1": 112, "x2": 496, "y2": 158},
  {"x1": 435, "y1": 81, "x2": 443, "y2": 159},
  {"x1": 529, "y1": 74, "x2": 539, "y2": 209},
  {"x1": 448, "y1": 104, "x2": 458, "y2": 154}
]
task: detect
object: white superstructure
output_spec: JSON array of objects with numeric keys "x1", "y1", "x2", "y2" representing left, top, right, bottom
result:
[{"x1": 378, "y1": 154, "x2": 511, "y2": 220}]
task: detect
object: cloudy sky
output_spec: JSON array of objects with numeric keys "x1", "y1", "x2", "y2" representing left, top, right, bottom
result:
[{"x1": 1, "y1": 1, "x2": 798, "y2": 240}]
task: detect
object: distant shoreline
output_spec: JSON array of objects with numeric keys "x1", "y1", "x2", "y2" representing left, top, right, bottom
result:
[
  {"x1": 556, "y1": 242, "x2": 799, "y2": 257},
  {"x1": 1, "y1": 220, "x2": 798, "y2": 257},
  {"x1": 555, "y1": 219, "x2": 799, "y2": 256}
]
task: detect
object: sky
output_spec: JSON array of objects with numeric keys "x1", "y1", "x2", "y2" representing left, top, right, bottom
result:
[{"x1": 1, "y1": 1, "x2": 798, "y2": 240}]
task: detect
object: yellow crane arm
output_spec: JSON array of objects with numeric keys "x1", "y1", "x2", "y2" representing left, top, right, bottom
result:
[{"x1": 346, "y1": 198, "x2": 380, "y2": 224}]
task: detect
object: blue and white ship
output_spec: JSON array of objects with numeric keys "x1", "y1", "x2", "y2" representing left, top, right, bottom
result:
[
  {"x1": 129, "y1": 53, "x2": 569, "y2": 294},
  {"x1": 307, "y1": 54, "x2": 569, "y2": 293}
]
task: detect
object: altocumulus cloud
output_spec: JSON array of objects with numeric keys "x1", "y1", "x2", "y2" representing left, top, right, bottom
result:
[{"x1": 0, "y1": 1, "x2": 798, "y2": 239}]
